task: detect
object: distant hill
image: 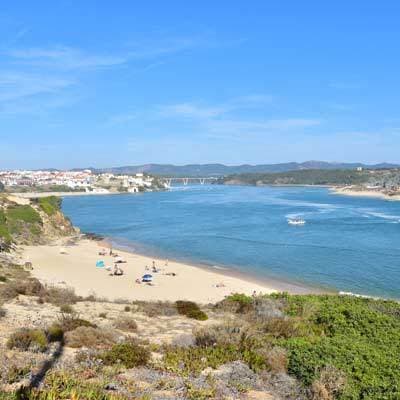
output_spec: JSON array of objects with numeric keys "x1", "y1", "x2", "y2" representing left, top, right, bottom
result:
[{"x1": 90, "y1": 161, "x2": 400, "y2": 177}]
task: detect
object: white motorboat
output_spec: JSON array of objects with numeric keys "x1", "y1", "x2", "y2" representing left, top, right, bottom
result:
[{"x1": 288, "y1": 217, "x2": 306, "y2": 226}]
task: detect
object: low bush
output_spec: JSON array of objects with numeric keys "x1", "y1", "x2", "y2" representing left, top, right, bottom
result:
[
  {"x1": 0, "y1": 306, "x2": 5, "y2": 318},
  {"x1": 264, "y1": 346, "x2": 288, "y2": 373},
  {"x1": 46, "y1": 324, "x2": 64, "y2": 342},
  {"x1": 7, "y1": 328, "x2": 48, "y2": 352},
  {"x1": 176, "y1": 300, "x2": 208, "y2": 320},
  {"x1": 41, "y1": 286, "x2": 79, "y2": 306},
  {"x1": 13, "y1": 370, "x2": 126, "y2": 400},
  {"x1": 217, "y1": 293, "x2": 254, "y2": 313},
  {"x1": 59, "y1": 304, "x2": 74, "y2": 314},
  {"x1": 113, "y1": 317, "x2": 138, "y2": 332},
  {"x1": 263, "y1": 317, "x2": 302, "y2": 339},
  {"x1": 100, "y1": 341, "x2": 150, "y2": 368},
  {"x1": 10, "y1": 277, "x2": 45, "y2": 297},
  {"x1": 37, "y1": 196, "x2": 62, "y2": 216},
  {"x1": 279, "y1": 294, "x2": 400, "y2": 399},
  {"x1": 65, "y1": 326, "x2": 118, "y2": 349},
  {"x1": 98, "y1": 312, "x2": 107, "y2": 318},
  {"x1": 0, "y1": 276, "x2": 7, "y2": 282},
  {"x1": 6, "y1": 205, "x2": 42, "y2": 224},
  {"x1": 57, "y1": 314, "x2": 96, "y2": 332},
  {"x1": 163, "y1": 344, "x2": 241, "y2": 376},
  {"x1": 311, "y1": 365, "x2": 347, "y2": 400},
  {"x1": 194, "y1": 323, "x2": 244, "y2": 347},
  {"x1": 132, "y1": 300, "x2": 178, "y2": 317},
  {"x1": 124, "y1": 305, "x2": 131, "y2": 312},
  {"x1": 0, "y1": 284, "x2": 18, "y2": 302}
]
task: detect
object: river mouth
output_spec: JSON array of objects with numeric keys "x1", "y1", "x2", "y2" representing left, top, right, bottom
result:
[{"x1": 62, "y1": 185, "x2": 400, "y2": 300}]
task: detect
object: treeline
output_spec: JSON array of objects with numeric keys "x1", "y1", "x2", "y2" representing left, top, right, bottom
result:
[{"x1": 221, "y1": 169, "x2": 372, "y2": 186}]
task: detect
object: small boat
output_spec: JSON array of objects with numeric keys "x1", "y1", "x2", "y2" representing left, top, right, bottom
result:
[{"x1": 288, "y1": 217, "x2": 306, "y2": 226}]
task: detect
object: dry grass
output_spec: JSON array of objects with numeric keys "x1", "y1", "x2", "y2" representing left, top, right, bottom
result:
[
  {"x1": 132, "y1": 300, "x2": 178, "y2": 317},
  {"x1": 40, "y1": 285, "x2": 79, "y2": 306},
  {"x1": 65, "y1": 326, "x2": 119, "y2": 349},
  {"x1": 7, "y1": 328, "x2": 48, "y2": 352},
  {"x1": 113, "y1": 316, "x2": 138, "y2": 332},
  {"x1": 264, "y1": 346, "x2": 288, "y2": 373},
  {"x1": 57, "y1": 314, "x2": 96, "y2": 332},
  {"x1": 59, "y1": 304, "x2": 74, "y2": 314},
  {"x1": 311, "y1": 366, "x2": 347, "y2": 400},
  {"x1": 193, "y1": 322, "x2": 244, "y2": 347}
]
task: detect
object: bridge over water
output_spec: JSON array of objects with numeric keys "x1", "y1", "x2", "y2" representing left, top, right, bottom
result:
[{"x1": 163, "y1": 177, "x2": 219, "y2": 186}]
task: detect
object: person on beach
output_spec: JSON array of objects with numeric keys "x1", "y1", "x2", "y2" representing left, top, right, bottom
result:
[
  {"x1": 152, "y1": 260, "x2": 156, "y2": 269},
  {"x1": 113, "y1": 264, "x2": 123, "y2": 276},
  {"x1": 165, "y1": 259, "x2": 169, "y2": 267}
]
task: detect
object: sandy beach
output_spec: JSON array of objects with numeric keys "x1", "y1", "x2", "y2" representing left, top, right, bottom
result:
[
  {"x1": 331, "y1": 187, "x2": 400, "y2": 201},
  {"x1": 20, "y1": 238, "x2": 279, "y2": 304}
]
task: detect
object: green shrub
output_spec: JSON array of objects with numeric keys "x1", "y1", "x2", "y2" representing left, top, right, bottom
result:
[
  {"x1": 6, "y1": 205, "x2": 42, "y2": 224},
  {"x1": 163, "y1": 344, "x2": 241, "y2": 375},
  {"x1": 37, "y1": 196, "x2": 62, "y2": 216},
  {"x1": 7, "y1": 328, "x2": 48, "y2": 352},
  {"x1": 124, "y1": 305, "x2": 131, "y2": 312},
  {"x1": 0, "y1": 210, "x2": 12, "y2": 245},
  {"x1": 100, "y1": 341, "x2": 150, "y2": 368},
  {"x1": 0, "y1": 276, "x2": 7, "y2": 282},
  {"x1": 216, "y1": 293, "x2": 254, "y2": 313},
  {"x1": 59, "y1": 304, "x2": 74, "y2": 314},
  {"x1": 176, "y1": 300, "x2": 208, "y2": 320},
  {"x1": 46, "y1": 324, "x2": 64, "y2": 342},
  {"x1": 278, "y1": 294, "x2": 400, "y2": 399}
]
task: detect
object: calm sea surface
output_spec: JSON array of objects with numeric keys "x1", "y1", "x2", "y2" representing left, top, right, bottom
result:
[{"x1": 62, "y1": 186, "x2": 400, "y2": 299}]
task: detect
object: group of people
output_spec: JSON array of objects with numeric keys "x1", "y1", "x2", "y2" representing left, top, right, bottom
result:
[
  {"x1": 99, "y1": 247, "x2": 174, "y2": 284},
  {"x1": 98, "y1": 247, "x2": 125, "y2": 276}
]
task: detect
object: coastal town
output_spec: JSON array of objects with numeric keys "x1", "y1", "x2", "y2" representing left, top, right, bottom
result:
[{"x1": 0, "y1": 169, "x2": 166, "y2": 194}]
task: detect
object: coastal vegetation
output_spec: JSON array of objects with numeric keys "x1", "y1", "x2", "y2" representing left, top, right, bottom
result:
[
  {"x1": 1, "y1": 253, "x2": 399, "y2": 400},
  {"x1": 220, "y1": 168, "x2": 400, "y2": 192},
  {"x1": 221, "y1": 169, "x2": 371, "y2": 186},
  {"x1": 36, "y1": 196, "x2": 62, "y2": 216},
  {"x1": 0, "y1": 196, "x2": 74, "y2": 248}
]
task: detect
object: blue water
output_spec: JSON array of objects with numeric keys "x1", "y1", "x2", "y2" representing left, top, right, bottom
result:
[{"x1": 62, "y1": 186, "x2": 400, "y2": 299}]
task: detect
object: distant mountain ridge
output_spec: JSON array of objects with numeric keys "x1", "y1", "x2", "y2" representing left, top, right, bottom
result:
[{"x1": 90, "y1": 161, "x2": 400, "y2": 177}]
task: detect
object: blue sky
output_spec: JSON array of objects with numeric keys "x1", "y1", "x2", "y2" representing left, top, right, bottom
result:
[{"x1": 1, "y1": 1, "x2": 400, "y2": 169}]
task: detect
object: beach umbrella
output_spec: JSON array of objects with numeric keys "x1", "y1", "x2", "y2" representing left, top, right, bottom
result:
[{"x1": 142, "y1": 274, "x2": 153, "y2": 282}]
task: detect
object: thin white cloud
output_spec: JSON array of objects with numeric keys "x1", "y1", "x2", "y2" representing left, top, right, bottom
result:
[
  {"x1": 159, "y1": 103, "x2": 228, "y2": 119},
  {"x1": 0, "y1": 72, "x2": 74, "y2": 102},
  {"x1": 7, "y1": 46, "x2": 127, "y2": 70}
]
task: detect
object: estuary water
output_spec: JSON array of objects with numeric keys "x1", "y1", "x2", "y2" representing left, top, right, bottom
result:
[{"x1": 62, "y1": 185, "x2": 400, "y2": 299}]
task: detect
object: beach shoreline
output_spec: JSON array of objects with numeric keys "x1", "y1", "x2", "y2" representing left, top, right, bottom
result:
[
  {"x1": 330, "y1": 187, "x2": 400, "y2": 201},
  {"x1": 106, "y1": 236, "x2": 329, "y2": 296},
  {"x1": 19, "y1": 236, "x2": 326, "y2": 304}
]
